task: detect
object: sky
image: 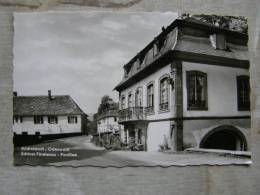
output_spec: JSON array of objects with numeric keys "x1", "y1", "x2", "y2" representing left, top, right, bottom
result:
[{"x1": 14, "y1": 11, "x2": 178, "y2": 114}]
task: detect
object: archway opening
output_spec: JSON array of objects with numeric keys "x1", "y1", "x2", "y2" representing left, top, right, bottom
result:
[{"x1": 200, "y1": 126, "x2": 247, "y2": 151}]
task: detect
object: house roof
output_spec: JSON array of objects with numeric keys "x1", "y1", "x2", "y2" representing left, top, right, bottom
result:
[
  {"x1": 114, "y1": 18, "x2": 249, "y2": 91},
  {"x1": 13, "y1": 95, "x2": 85, "y2": 116},
  {"x1": 97, "y1": 109, "x2": 119, "y2": 120}
]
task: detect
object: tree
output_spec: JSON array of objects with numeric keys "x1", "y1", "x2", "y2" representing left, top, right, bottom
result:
[
  {"x1": 97, "y1": 95, "x2": 116, "y2": 114},
  {"x1": 181, "y1": 14, "x2": 248, "y2": 34}
]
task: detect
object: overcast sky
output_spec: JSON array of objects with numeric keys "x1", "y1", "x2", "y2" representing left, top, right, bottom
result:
[{"x1": 14, "y1": 11, "x2": 178, "y2": 114}]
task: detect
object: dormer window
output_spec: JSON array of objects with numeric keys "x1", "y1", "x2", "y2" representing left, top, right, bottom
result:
[
  {"x1": 124, "y1": 66, "x2": 131, "y2": 78},
  {"x1": 153, "y1": 42, "x2": 158, "y2": 56},
  {"x1": 137, "y1": 53, "x2": 146, "y2": 69},
  {"x1": 210, "y1": 33, "x2": 227, "y2": 50}
]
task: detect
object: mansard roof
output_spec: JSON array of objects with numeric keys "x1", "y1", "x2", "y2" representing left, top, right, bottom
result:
[
  {"x1": 114, "y1": 18, "x2": 249, "y2": 91},
  {"x1": 13, "y1": 95, "x2": 85, "y2": 116}
]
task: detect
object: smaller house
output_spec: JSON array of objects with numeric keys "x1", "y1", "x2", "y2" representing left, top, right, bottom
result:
[
  {"x1": 97, "y1": 109, "x2": 122, "y2": 135},
  {"x1": 13, "y1": 90, "x2": 87, "y2": 145}
]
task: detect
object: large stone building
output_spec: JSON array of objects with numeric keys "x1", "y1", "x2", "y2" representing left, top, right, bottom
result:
[
  {"x1": 13, "y1": 90, "x2": 87, "y2": 145},
  {"x1": 114, "y1": 18, "x2": 250, "y2": 152}
]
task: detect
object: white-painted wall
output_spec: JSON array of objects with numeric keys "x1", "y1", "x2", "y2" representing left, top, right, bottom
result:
[
  {"x1": 120, "y1": 64, "x2": 176, "y2": 120},
  {"x1": 13, "y1": 115, "x2": 82, "y2": 135},
  {"x1": 146, "y1": 121, "x2": 172, "y2": 152},
  {"x1": 97, "y1": 116, "x2": 123, "y2": 134},
  {"x1": 182, "y1": 62, "x2": 250, "y2": 117}
]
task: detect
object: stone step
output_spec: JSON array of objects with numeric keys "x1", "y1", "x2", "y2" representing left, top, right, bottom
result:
[{"x1": 185, "y1": 148, "x2": 252, "y2": 158}]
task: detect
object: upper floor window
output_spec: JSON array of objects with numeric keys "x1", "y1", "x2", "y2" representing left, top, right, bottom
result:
[
  {"x1": 121, "y1": 96, "x2": 126, "y2": 109},
  {"x1": 210, "y1": 33, "x2": 227, "y2": 50},
  {"x1": 68, "y1": 116, "x2": 77, "y2": 124},
  {"x1": 186, "y1": 71, "x2": 208, "y2": 110},
  {"x1": 147, "y1": 83, "x2": 154, "y2": 112},
  {"x1": 34, "y1": 116, "x2": 43, "y2": 124},
  {"x1": 48, "y1": 116, "x2": 58, "y2": 124},
  {"x1": 124, "y1": 66, "x2": 131, "y2": 78},
  {"x1": 13, "y1": 116, "x2": 23, "y2": 123},
  {"x1": 135, "y1": 87, "x2": 143, "y2": 107},
  {"x1": 159, "y1": 76, "x2": 170, "y2": 110},
  {"x1": 237, "y1": 75, "x2": 250, "y2": 111},
  {"x1": 128, "y1": 93, "x2": 133, "y2": 108}
]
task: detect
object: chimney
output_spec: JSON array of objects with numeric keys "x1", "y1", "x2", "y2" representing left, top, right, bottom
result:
[
  {"x1": 162, "y1": 26, "x2": 166, "y2": 32},
  {"x1": 48, "y1": 90, "x2": 52, "y2": 100},
  {"x1": 13, "y1": 91, "x2": 18, "y2": 97}
]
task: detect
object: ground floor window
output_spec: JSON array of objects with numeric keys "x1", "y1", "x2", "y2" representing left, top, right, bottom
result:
[
  {"x1": 34, "y1": 116, "x2": 43, "y2": 124},
  {"x1": 68, "y1": 116, "x2": 78, "y2": 124},
  {"x1": 48, "y1": 116, "x2": 58, "y2": 124}
]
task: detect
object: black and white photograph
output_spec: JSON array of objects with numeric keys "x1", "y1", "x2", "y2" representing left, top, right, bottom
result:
[{"x1": 13, "y1": 11, "x2": 252, "y2": 166}]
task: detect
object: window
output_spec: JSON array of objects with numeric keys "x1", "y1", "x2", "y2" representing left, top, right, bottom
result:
[
  {"x1": 237, "y1": 75, "x2": 250, "y2": 111},
  {"x1": 135, "y1": 88, "x2": 143, "y2": 107},
  {"x1": 147, "y1": 83, "x2": 154, "y2": 113},
  {"x1": 124, "y1": 66, "x2": 131, "y2": 78},
  {"x1": 68, "y1": 116, "x2": 78, "y2": 124},
  {"x1": 186, "y1": 71, "x2": 207, "y2": 110},
  {"x1": 13, "y1": 116, "x2": 19, "y2": 123},
  {"x1": 121, "y1": 96, "x2": 126, "y2": 109},
  {"x1": 153, "y1": 42, "x2": 158, "y2": 56},
  {"x1": 210, "y1": 33, "x2": 227, "y2": 50},
  {"x1": 114, "y1": 117, "x2": 117, "y2": 122},
  {"x1": 34, "y1": 116, "x2": 43, "y2": 124},
  {"x1": 48, "y1": 116, "x2": 58, "y2": 124},
  {"x1": 128, "y1": 93, "x2": 133, "y2": 107},
  {"x1": 159, "y1": 76, "x2": 169, "y2": 110}
]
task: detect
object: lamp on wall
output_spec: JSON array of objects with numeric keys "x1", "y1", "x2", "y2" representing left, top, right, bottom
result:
[{"x1": 167, "y1": 69, "x2": 175, "y2": 89}]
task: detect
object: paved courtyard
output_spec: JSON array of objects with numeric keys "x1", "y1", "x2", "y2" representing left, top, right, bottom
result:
[{"x1": 14, "y1": 135, "x2": 252, "y2": 167}]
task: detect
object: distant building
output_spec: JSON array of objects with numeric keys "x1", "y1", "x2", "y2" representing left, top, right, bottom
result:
[
  {"x1": 97, "y1": 106, "x2": 123, "y2": 135},
  {"x1": 114, "y1": 18, "x2": 250, "y2": 152},
  {"x1": 13, "y1": 90, "x2": 87, "y2": 143}
]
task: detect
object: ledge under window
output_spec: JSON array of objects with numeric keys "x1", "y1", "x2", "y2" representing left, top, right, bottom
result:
[{"x1": 187, "y1": 106, "x2": 208, "y2": 111}]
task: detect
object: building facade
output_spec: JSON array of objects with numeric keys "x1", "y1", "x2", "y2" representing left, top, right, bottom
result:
[
  {"x1": 13, "y1": 90, "x2": 87, "y2": 144},
  {"x1": 97, "y1": 109, "x2": 122, "y2": 134},
  {"x1": 114, "y1": 18, "x2": 250, "y2": 152}
]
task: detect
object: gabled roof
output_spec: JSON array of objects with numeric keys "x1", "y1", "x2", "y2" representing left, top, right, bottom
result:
[{"x1": 13, "y1": 95, "x2": 85, "y2": 116}]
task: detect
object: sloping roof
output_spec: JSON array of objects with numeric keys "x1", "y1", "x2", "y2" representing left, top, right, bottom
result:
[
  {"x1": 13, "y1": 95, "x2": 85, "y2": 116},
  {"x1": 175, "y1": 34, "x2": 249, "y2": 61},
  {"x1": 114, "y1": 18, "x2": 249, "y2": 91}
]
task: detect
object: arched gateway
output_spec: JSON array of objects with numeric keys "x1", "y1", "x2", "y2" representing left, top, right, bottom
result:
[{"x1": 199, "y1": 125, "x2": 248, "y2": 151}]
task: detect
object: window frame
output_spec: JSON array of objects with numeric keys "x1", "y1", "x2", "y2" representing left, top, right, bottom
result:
[
  {"x1": 48, "y1": 115, "x2": 58, "y2": 124},
  {"x1": 128, "y1": 92, "x2": 133, "y2": 108},
  {"x1": 135, "y1": 87, "x2": 143, "y2": 107},
  {"x1": 146, "y1": 82, "x2": 155, "y2": 114},
  {"x1": 186, "y1": 70, "x2": 208, "y2": 111},
  {"x1": 159, "y1": 75, "x2": 170, "y2": 111},
  {"x1": 34, "y1": 115, "x2": 44, "y2": 124},
  {"x1": 68, "y1": 116, "x2": 78, "y2": 124},
  {"x1": 120, "y1": 95, "x2": 126, "y2": 109},
  {"x1": 237, "y1": 75, "x2": 250, "y2": 111}
]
